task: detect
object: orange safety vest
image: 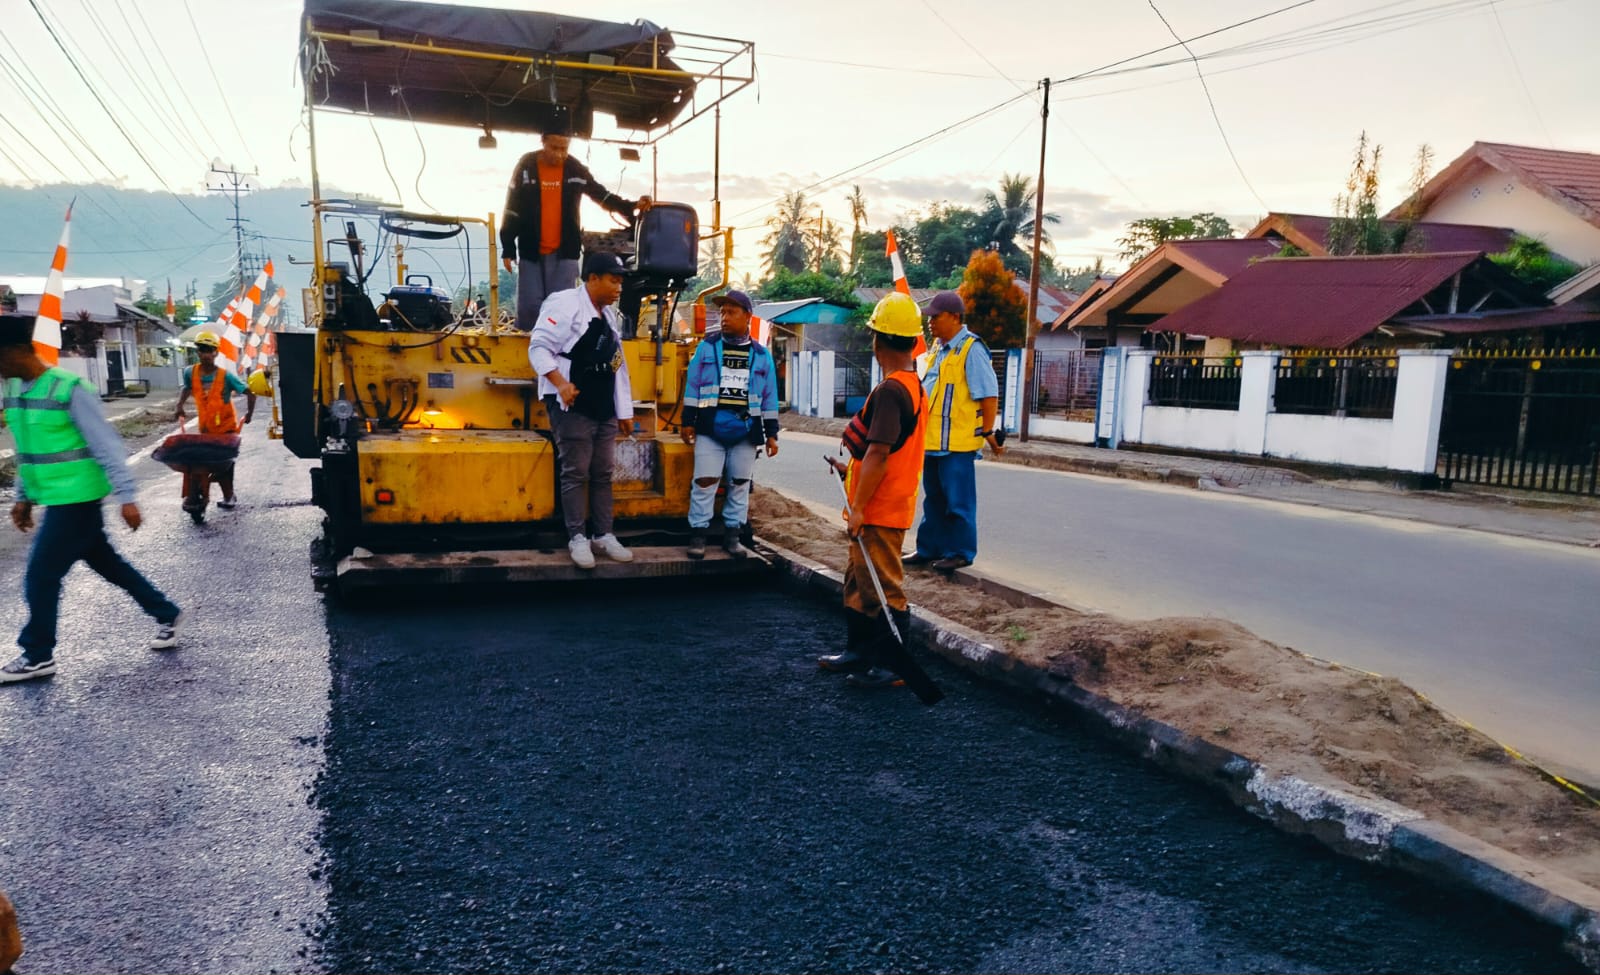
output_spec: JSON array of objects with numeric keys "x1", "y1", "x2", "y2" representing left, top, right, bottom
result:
[
  {"x1": 847, "y1": 370, "x2": 928, "y2": 530},
  {"x1": 191, "y1": 365, "x2": 239, "y2": 435}
]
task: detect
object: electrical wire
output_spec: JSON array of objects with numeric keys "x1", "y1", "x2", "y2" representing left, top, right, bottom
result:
[
  {"x1": 1487, "y1": 0, "x2": 1554, "y2": 145},
  {"x1": 1144, "y1": 0, "x2": 1269, "y2": 211},
  {"x1": 115, "y1": 0, "x2": 230, "y2": 158},
  {"x1": 24, "y1": 0, "x2": 216, "y2": 230},
  {"x1": 176, "y1": 0, "x2": 258, "y2": 168}
]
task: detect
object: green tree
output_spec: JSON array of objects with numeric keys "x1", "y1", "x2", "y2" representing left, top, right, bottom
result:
[
  {"x1": 1052, "y1": 257, "x2": 1106, "y2": 292},
  {"x1": 846, "y1": 184, "x2": 869, "y2": 273},
  {"x1": 1490, "y1": 234, "x2": 1581, "y2": 292},
  {"x1": 980, "y1": 173, "x2": 1060, "y2": 259},
  {"x1": 808, "y1": 214, "x2": 846, "y2": 273},
  {"x1": 902, "y1": 203, "x2": 989, "y2": 285},
  {"x1": 1116, "y1": 213, "x2": 1235, "y2": 264},
  {"x1": 855, "y1": 229, "x2": 892, "y2": 287},
  {"x1": 1325, "y1": 134, "x2": 1439, "y2": 256},
  {"x1": 761, "y1": 191, "x2": 812, "y2": 275},
  {"x1": 959, "y1": 249, "x2": 1027, "y2": 347},
  {"x1": 755, "y1": 268, "x2": 862, "y2": 310}
]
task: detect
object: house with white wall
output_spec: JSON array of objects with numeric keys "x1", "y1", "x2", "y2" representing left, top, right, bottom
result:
[{"x1": 1392, "y1": 142, "x2": 1600, "y2": 266}]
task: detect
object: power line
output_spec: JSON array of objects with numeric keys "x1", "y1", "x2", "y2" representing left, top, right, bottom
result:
[
  {"x1": 729, "y1": 90, "x2": 1037, "y2": 221},
  {"x1": 24, "y1": 0, "x2": 216, "y2": 230},
  {"x1": 74, "y1": 0, "x2": 209, "y2": 163},
  {"x1": 1144, "y1": 0, "x2": 1269, "y2": 211},
  {"x1": 762, "y1": 51, "x2": 1030, "y2": 83},
  {"x1": 177, "y1": 0, "x2": 259, "y2": 169},
  {"x1": 112, "y1": 0, "x2": 232, "y2": 157},
  {"x1": 1487, "y1": 0, "x2": 1554, "y2": 145}
]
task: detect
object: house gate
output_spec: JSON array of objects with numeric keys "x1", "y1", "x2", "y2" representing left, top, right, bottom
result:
[{"x1": 1437, "y1": 350, "x2": 1600, "y2": 496}]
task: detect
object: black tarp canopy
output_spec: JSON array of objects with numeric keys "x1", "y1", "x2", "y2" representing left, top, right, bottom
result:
[{"x1": 301, "y1": 0, "x2": 698, "y2": 137}]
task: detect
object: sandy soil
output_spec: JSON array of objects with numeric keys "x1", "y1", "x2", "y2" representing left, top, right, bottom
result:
[{"x1": 750, "y1": 487, "x2": 1600, "y2": 889}]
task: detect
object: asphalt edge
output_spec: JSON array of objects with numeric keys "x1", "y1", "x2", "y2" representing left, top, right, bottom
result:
[{"x1": 755, "y1": 537, "x2": 1600, "y2": 972}]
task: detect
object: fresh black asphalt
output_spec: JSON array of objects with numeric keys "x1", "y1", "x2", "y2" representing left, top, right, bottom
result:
[{"x1": 314, "y1": 586, "x2": 1572, "y2": 974}]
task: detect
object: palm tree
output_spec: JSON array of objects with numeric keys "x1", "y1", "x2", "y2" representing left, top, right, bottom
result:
[
  {"x1": 762, "y1": 191, "x2": 812, "y2": 275},
  {"x1": 809, "y1": 214, "x2": 846, "y2": 273},
  {"x1": 846, "y1": 184, "x2": 869, "y2": 272},
  {"x1": 980, "y1": 172, "x2": 1060, "y2": 258}
]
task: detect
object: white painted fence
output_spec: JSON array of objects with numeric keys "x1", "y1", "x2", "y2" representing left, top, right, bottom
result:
[{"x1": 1109, "y1": 349, "x2": 1450, "y2": 474}]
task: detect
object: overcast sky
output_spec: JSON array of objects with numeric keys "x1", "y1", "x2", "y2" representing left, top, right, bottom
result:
[{"x1": 3, "y1": 0, "x2": 1597, "y2": 285}]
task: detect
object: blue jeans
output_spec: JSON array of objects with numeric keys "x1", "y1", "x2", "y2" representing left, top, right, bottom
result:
[
  {"x1": 19, "y1": 501, "x2": 181, "y2": 663},
  {"x1": 915, "y1": 451, "x2": 979, "y2": 562},
  {"x1": 689, "y1": 435, "x2": 759, "y2": 529}
]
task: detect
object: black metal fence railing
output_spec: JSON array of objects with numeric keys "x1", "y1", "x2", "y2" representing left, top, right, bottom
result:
[
  {"x1": 1438, "y1": 350, "x2": 1600, "y2": 496},
  {"x1": 1033, "y1": 349, "x2": 1102, "y2": 418},
  {"x1": 1274, "y1": 354, "x2": 1399, "y2": 419},
  {"x1": 1148, "y1": 357, "x2": 1242, "y2": 411}
]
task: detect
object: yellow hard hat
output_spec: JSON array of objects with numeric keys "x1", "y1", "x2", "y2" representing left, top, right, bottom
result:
[
  {"x1": 193, "y1": 330, "x2": 220, "y2": 348},
  {"x1": 246, "y1": 369, "x2": 272, "y2": 397},
  {"x1": 867, "y1": 292, "x2": 924, "y2": 338}
]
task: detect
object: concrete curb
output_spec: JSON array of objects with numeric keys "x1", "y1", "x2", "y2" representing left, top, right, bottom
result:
[{"x1": 756, "y1": 537, "x2": 1600, "y2": 972}]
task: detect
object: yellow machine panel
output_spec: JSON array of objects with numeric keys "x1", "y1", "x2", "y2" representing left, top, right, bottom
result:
[{"x1": 357, "y1": 430, "x2": 557, "y2": 524}]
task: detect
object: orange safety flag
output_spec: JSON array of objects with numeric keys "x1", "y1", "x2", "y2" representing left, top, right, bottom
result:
[
  {"x1": 750, "y1": 316, "x2": 768, "y2": 345},
  {"x1": 32, "y1": 202, "x2": 73, "y2": 365},
  {"x1": 885, "y1": 230, "x2": 927, "y2": 357},
  {"x1": 165, "y1": 278, "x2": 175, "y2": 322}
]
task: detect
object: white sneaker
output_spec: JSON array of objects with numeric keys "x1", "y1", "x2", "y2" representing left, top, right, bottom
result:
[
  {"x1": 568, "y1": 535, "x2": 596, "y2": 569},
  {"x1": 594, "y1": 533, "x2": 634, "y2": 562},
  {"x1": 151, "y1": 611, "x2": 184, "y2": 650}
]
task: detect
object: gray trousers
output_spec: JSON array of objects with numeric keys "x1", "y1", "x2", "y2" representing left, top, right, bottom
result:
[
  {"x1": 548, "y1": 399, "x2": 618, "y2": 540},
  {"x1": 516, "y1": 254, "x2": 580, "y2": 331}
]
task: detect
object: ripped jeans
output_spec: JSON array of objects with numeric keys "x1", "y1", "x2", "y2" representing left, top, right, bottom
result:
[{"x1": 688, "y1": 435, "x2": 759, "y2": 529}]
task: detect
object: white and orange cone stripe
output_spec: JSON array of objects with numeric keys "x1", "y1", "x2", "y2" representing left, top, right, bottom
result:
[
  {"x1": 32, "y1": 202, "x2": 73, "y2": 366},
  {"x1": 884, "y1": 229, "x2": 927, "y2": 357},
  {"x1": 210, "y1": 295, "x2": 242, "y2": 370},
  {"x1": 226, "y1": 262, "x2": 274, "y2": 372}
]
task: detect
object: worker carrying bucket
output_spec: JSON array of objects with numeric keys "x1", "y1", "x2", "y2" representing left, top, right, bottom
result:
[{"x1": 820, "y1": 292, "x2": 943, "y2": 704}]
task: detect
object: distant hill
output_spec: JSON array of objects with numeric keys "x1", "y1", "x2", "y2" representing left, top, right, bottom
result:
[{"x1": 0, "y1": 182, "x2": 493, "y2": 316}]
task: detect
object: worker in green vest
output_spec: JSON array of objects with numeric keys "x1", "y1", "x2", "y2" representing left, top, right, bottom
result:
[{"x1": 1, "y1": 315, "x2": 184, "y2": 685}]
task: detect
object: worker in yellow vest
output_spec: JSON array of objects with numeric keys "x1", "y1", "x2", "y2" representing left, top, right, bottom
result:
[
  {"x1": 906, "y1": 291, "x2": 1002, "y2": 572},
  {"x1": 0, "y1": 315, "x2": 184, "y2": 685}
]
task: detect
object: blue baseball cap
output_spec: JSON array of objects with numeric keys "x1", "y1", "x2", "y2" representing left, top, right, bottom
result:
[{"x1": 712, "y1": 290, "x2": 753, "y2": 314}]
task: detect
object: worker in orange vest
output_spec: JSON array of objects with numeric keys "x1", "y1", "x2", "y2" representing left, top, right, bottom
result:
[
  {"x1": 820, "y1": 293, "x2": 937, "y2": 695},
  {"x1": 174, "y1": 331, "x2": 255, "y2": 511}
]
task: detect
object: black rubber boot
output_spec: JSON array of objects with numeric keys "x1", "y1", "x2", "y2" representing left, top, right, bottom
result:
[
  {"x1": 818, "y1": 611, "x2": 874, "y2": 673},
  {"x1": 687, "y1": 533, "x2": 707, "y2": 560}
]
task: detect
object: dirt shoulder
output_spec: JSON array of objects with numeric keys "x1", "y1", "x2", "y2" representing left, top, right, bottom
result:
[{"x1": 751, "y1": 487, "x2": 1600, "y2": 891}]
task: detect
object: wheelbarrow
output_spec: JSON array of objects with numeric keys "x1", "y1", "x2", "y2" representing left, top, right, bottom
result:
[{"x1": 151, "y1": 422, "x2": 241, "y2": 524}]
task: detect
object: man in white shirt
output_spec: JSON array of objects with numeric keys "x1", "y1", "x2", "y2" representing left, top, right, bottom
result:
[{"x1": 529, "y1": 252, "x2": 637, "y2": 569}]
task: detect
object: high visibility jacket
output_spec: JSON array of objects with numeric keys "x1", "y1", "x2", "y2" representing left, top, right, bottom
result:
[
  {"x1": 3, "y1": 369, "x2": 112, "y2": 505},
  {"x1": 190, "y1": 365, "x2": 239, "y2": 434},
  {"x1": 924, "y1": 332, "x2": 989, "y2": 453},
  {"x1": 848, "y1": 371, "x2": 928, "y2": 530}
]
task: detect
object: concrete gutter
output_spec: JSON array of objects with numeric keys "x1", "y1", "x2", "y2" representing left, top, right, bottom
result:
[{"x1": 756, "y1": 537, "x2": 1600, "y2": 972}]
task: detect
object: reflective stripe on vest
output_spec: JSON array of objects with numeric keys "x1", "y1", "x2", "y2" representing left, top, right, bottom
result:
[
  {"x1": 2, "y1": 369, "x2": 113, "y2": 505},
  {"x1": 924, "y1": 334, "x2": 985, "y2": 453},
  {"x1": 847, "y1": 371, "x2": 928, "y2": 531}
]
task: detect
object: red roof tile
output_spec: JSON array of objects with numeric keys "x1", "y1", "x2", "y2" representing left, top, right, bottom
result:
[
  {"x1": 1153, "y1": 253, "x2": 1483, "y2": 348},
  {"x1": 1478, "y1": 143, "x2": 1600, "y2": 224}
]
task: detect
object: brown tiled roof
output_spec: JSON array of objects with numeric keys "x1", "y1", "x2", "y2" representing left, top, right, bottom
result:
[
  {"x1": 1394, "y1": 142, "x2": 1600, "y2": 230},
  {"x1": 1153, "y1": 253, "x2": 1484, "y2": 348},
  {"x1": 1246, "y1": 213, "x2": 1516, "y2": 256},
  {"x1": 1058, "y1": 238, "x2": 1279, "y2": 329}
]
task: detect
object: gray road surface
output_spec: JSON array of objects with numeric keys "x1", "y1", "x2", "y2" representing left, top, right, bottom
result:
[{"x1": 757, "y1": 431, "x2": 1600, "y2": 787}]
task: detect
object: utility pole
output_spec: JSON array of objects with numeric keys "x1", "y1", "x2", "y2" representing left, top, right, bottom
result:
[
  {"x1": 1019, "y1": 78, "x2": 1051, "y2": 444},
  {"x1": 206, "y1": 159, "x2": 257, "y2": 295}
]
